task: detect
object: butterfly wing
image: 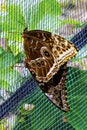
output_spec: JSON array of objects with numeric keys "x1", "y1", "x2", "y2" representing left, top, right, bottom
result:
[
  {"x1": 22, "y1": 29, "x2": 78, "y2": 112},
  {"x1": 23, "y1": 29, "x2": 77, "y2": 82},
  {"x1": 22, "y1": 29, "x2": 52, "y2": 41},
  {"x1": 38, "y1": 62, "x2": 69, "y2": 112},
  {"x1": 23, "y1": 29, "x2": 55, "y2": 82}
]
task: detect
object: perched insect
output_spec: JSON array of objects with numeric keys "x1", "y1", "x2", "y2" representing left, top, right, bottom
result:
[{"x1": 22, "y1": 28, "x2": 78, "y2": 112}]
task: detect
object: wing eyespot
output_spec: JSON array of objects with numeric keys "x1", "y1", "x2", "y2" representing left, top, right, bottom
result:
[
  {"x1": 41, "y1": 61, "x2": 45, "y2": 66},
  {"x1": 53, "y1": 50, "x2": 58, "y2": 56},
  {"x1": 36, "y1": 62, "x2": 41, "y2": 67},
  {"x1": 56, "y1": 46, "x2": 61, "y2": 51},
  {"x1": 61, "y1": 43, "x2": 66, "y2": 48},
  {"x1": 44, "y1": 51, "x2": 50, "y2": 57},
  {"x1": 40, "y1": 46, "x2": 52, "y2": 59}
]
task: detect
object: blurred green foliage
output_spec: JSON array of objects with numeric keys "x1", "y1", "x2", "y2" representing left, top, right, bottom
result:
[{"x1": 0, "y1": 50, "x2": 23, "y2": 92}]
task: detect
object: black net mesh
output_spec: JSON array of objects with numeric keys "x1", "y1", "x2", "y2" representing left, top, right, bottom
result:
[{"x1": 0, "y1": 0, "x2": 87, "y2": 130}]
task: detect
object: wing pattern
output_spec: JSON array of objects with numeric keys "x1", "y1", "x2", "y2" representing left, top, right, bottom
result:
[{"x1": 22, "y1": 28, "x2": 78, "y2": 112}]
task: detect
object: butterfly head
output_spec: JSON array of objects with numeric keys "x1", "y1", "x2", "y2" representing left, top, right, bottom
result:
[{"x1": 22, "y1": 27, "x2": 29, "y2": 38}]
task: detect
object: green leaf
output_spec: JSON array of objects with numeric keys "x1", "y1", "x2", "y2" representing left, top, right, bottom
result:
[
  {"x1": 29, "y1": 0, "x2": 61, "y2": 29},
  {"x1": 0, "y1": 51, "x2": 16, "y2": 70},
  {"x1": 0, "y1": 120, "x2": 5, "y2": 130},
  {"x1": 66, "y1": 67, "x2": 87, "y2": 130},
  {"x1": 2, "y1": 4, "x2": 26, "y2": 32},
  {"x1": 8, "y1": 41, "x2": 24, "y2": 55},
  {"x1": 0, "y1": 79, "x2": 10, "y2": 88},
  {"x1": 1, "y1": 4, "x2": 26, "y2": 42},
  {"x1": 0, "y1": 68, "x2": 23, "y2": 92},
  {"x1": 0, "y1": 51, "x2": 23, "y2": 92},
  {"x1": 37, "y1": 14, "x2": 61, "y2": 31},
  {"x1": 0, "y1": 47, "x2": 4, "y2": 54}
]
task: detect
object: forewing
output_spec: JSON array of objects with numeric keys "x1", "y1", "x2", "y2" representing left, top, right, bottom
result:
[
  {"x1": 23, "y1": 29, "x2": 52, "y2": 41},
  {"x1": 23, "y1": 30, "x2": 55, "y2": 82}
]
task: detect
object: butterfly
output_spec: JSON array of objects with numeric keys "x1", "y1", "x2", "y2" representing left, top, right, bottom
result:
[{"x1": 22, "y1": 28, "x2": 78, "y2": 112}]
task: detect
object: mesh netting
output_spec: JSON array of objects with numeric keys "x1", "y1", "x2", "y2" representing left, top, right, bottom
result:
[{"x1": 0, "y1": 0, "x2": 87, "y2": 130}]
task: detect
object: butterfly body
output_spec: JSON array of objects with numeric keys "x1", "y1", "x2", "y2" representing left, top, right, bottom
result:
[{"x1": 22, "y1": 29, "x2": 78, "y2": 112}]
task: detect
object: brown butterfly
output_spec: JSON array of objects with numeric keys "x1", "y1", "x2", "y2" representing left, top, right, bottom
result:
[{"x1": 22, "y1": 28, "x2": 78, "y2": 112}]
